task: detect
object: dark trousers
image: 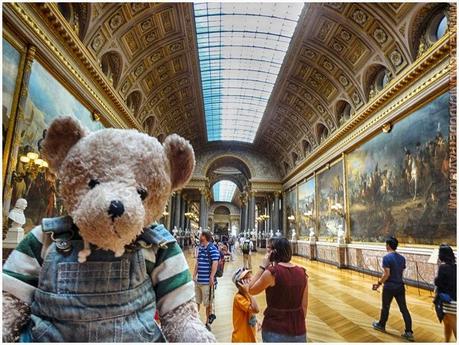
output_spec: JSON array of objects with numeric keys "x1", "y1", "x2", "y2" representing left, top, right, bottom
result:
[{"x1": 379, "y1": 285, "x2": 412, "y2": 332}]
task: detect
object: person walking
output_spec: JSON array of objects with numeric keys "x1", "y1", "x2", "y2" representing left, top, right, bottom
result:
[
  {"x1": 193, "y1": 230, "x2": 220, "y2": 331},
  {"x1": 434, "y1": 244, "x2": 456, "y2": 342},
  {"x1": 241, "y1": 236, "x2": 254, "y2": 269},
  {"x1": 372, "y1": 236, "x2": 414, "y2": 341},
  {"x1": 231, "y1": 267, "x2": 259, "y2": 343},
  {"x1": 248, "y1": 237, "x2": 308, "y2": 342}
]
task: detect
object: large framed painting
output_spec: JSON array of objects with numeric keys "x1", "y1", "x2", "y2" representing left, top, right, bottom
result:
[
  {"x1": 11, "y1": 60, "x2": 104, "y2": 230},
  {"x1": 298, "y1": 177, "x2": 315, "y2": 239},
  {"x1": 2, "y1": 38, "x2": 22, "y2": 151},
  {"x1": 346, "y1": 92, "x2": 455, "y2": 245},
  {"x1": 317, "y1": 160, "x2": 344, "y2": 241},
  {"x1": 285, "y1": 187, "x2": 297, "y2": 238}
]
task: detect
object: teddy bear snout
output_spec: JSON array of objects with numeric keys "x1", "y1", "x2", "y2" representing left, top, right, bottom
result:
[{"x1": 108, "y1": 200, "x2": 125, "y2": 220}]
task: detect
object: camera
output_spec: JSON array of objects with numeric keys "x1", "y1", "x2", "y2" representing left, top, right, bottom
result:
[{"x1": 207, "y1": 313, "x2": 216, "y2": 324}]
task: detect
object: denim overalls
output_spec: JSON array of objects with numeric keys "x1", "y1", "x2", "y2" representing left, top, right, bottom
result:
[{"x1": 23, "y1": 216, "x2": 169, "y2": 342}]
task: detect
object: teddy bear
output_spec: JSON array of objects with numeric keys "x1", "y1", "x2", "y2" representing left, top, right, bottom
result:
[{"x1": 2, "y1": 116, "x2": 216, "y2": 342}]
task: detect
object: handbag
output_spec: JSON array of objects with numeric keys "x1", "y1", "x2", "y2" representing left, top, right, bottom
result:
[{"x1": 433, "y1": 293, "x2": 445, "y2": 322}]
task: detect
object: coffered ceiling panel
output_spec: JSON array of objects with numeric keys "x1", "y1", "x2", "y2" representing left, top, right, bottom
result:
[
  {"x1": 254, "y1": 2, "x2": 425, "y2": 173},
  {"x1": 83, "y1": 2, "x2": 206, "y2": 146}
]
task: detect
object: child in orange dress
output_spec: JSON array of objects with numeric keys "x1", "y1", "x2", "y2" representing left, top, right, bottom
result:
[{"x1": 231, "y1": 268, "x2": 259, "y2": 343}]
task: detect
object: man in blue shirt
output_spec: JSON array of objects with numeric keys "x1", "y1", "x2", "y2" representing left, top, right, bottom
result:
[
  {"x1": 372, "y1": 236, "x2": 414, "y2": 341},
  {"x1": 193, "y1": 230, "x2": 220, "y2": 331}
]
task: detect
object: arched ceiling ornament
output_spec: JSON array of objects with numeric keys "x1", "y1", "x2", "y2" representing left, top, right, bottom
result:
[
  {"x1": 82, "y1": 3, "x2": 206, "y2": 147},
  {"x1": 254, "y1": 2, "x2": 428, "y2": 174}
]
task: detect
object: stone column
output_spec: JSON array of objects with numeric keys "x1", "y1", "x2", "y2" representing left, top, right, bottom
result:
[
  {"x1": 174, "y1": 191, "x2": 181, "y2": 229},
  {"x1": 282, "y1": 192, "x2": 287, "y2": 236},
  {"x1": 273, "y1": 191, "x2": 280, "y2": 232},
  {"x1": 248, "y1": 191, "x2": 256, "y2": 231},
  {"x1": 199, "y1": 189, "x2": 206, "y2": 229},
  {"x1": 240, "y1": 199, "x2": 246, "y2": 232},
  {"x1": 180, "y1": 196, "x2": 186, "y2": 229}
]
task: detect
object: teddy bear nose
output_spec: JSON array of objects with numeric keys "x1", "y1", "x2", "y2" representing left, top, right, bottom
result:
[{"x1": 108, "y1": 200, "x2": 125, "y2": 219}]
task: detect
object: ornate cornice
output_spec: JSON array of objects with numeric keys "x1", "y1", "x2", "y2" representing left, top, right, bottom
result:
[
  {"x1": 282, "y1": 32, "x2": 451, "y2": 185},
  {"x1": 5, "y1": 3, "x2": 142, "y2": 130}
]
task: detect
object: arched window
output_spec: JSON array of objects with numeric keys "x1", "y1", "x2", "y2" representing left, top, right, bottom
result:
[
  {"x1": 302, "y1": 139, "x2": 311, "y2": 156},
  {"x1": 316, "y1": 123, "x2": 329, "y2": 144},
  {"x1": 100, "y1": 51, "x2": 122, "y2": 88},
  {"x1": 126, "y1": 90, "x2": 142, "y2": 115},
  {"x1": 283, "y1": 161, "x2": 290, "y2": 174},
  {"x1": 336, "y1": 100, "x2": 352, "y2": 126},
  {"x1": 365, "y1": 65, "x2": 391, "y2": 100},
  {"x1": 434, "y1": 15, "x2": 448, "y2": 41},
  {"x1": 143, "y1": 116, "x2": 156, "y2": 134},
  {"x1": 57, "y1": 3, "x2": 88, "y2": 39},
  {"x1": 415, "y1": 7, "x2": 449, "y2": 58},
  {"x1": 292, "y1": 152, "x2": 299, "y2": 165}
]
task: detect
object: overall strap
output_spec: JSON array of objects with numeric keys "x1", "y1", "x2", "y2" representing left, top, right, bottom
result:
[
  {"x1": 41, "y1": 215, "x2": 79, "y2": 257},
  {"x1": 136, "y1": 223, "x2": 176, "y2": 249}
]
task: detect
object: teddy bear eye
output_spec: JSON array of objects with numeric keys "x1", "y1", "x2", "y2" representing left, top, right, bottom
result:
[
  {"x1": 137, "y1": 187, "x2": 148, "y2": 200},
  {"x1": 88, "y1": 179, "x2": 100, "y2": 189}
]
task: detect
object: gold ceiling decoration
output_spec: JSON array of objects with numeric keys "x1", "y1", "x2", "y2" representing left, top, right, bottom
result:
[
  {"x1": 82, "y1": 3, "x2": 206, "y2": 146},
  {"x1": 253, "y1": 3, "x2": 445, "y2": 175},
  {"x1": 11, "y1": 2, "x2": 449, "y2": 178}
]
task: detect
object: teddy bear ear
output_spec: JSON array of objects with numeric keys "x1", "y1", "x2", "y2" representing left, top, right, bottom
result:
[
  {"x1": 40, "y1": 116, "x2": 88, "y2": 174},
  {"x1": 163, "y1": 134, "x2": 195, "y2": 191}
]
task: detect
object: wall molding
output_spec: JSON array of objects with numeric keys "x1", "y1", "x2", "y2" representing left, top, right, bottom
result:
[{"x1": 283, "y1": 33, "x2": 451, "y2": 188}]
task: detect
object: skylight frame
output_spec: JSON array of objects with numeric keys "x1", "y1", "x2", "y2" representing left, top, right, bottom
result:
[
  {"x1": 194, "y1": 2, "x2": 304, "y2": 143},
  {"x1": 212, "y1": 180, "x2": 237, "y2": 202}
]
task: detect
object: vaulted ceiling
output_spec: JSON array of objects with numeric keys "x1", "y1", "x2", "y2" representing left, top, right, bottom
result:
[
  {"x1": 64, "y1": 2, "x2": 447, "y2": 177},
  {"x1": 253, "y1": 2, "x2": 442, "y2": 170},
  {"x1": 81, "y1": 3, "x2": 206, "y2": 146}
]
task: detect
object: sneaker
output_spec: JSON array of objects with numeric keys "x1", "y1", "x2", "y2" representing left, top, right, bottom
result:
[
  {"x1": 401, "y1": 331, "x2": 414, "y2": 342},
  {"x1": 372, "y1": 321, "x2": 386, "y2": 333},
  {"x1": 205, "y1": 323, "x2": 211, "y2": 332}
]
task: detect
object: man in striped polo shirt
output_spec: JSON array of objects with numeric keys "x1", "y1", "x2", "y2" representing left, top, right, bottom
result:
[{"x1": 193, "y1": 230, "x2": 220, "y2": 331}]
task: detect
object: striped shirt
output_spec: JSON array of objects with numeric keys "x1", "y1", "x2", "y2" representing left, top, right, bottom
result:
[
  {"x1": 196, "y1": 243, "x2": 220, "y2": 285},
  {"x1": 2, "y1": 225, "x2": 193, "y2": 317}
]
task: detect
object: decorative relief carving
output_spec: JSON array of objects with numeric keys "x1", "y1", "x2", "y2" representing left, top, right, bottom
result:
[{"x1": 255, "y1": 3, "x2": 425, "y2": 173}]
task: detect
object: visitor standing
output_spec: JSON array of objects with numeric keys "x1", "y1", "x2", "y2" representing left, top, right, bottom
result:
[
  {"x1": 249, "y1": 237, "x2": 308, "y2": 342},
  {"x1": 434, "y1": 244, "x2": 456, "y2": 342},
  {"x1": 231, "y1": 267, "x2": 259, "y2": 342},
  {"x1": 193, "y1": 230, "x2": 220, "y2": 331},
  {"x1": 372, "y1": 236, "x2": 414, "y2": 341},
  {"x1": 241, "y1": 237, "x2": 254, "y2": 269}
]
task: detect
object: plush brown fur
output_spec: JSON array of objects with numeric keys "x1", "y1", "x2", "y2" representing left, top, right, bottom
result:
[
  {"x1": 39, "y1": 117, "x2": 194, "y2": 256},
  {"x1": 163, "y1": 134, "x2": 196, "y2": 191},
  {"x1": 162, "y1": 300, "x2": 216, "y2": 342},
  {"x1": 3, "y1": 116, "x2": 213, "y2": 342},
  {"x1": 2, "y1": 292, "x2": 31, "y2": 342},
  {"x1": 40, "y1": 116, "x2": 88, "y2": 174}
]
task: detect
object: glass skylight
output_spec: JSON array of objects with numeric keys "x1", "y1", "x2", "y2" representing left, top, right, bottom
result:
[
  {"x1": 194, "y1": 2, "x2": 304, "y2": 142},
  {"x1": 212, "y1": 180, "x2": 237, "y2": 202}
]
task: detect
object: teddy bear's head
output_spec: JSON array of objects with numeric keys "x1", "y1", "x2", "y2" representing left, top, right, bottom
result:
[{"x1": 40, "y1": 116, "x2": 195, "y2": 256}]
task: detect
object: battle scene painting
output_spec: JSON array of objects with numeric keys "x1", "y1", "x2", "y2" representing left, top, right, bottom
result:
[
  {"x1": 2, "y1": 39, "x2": 21, "y2": 150},
  {"x1": 317, "y1": 161, "x2": 344, "y2": 241},
  {"x1": 11, "y1": 60, "x2": 104, "y2": 230},
  {"x1": 298, "y1": 178, "x2": 315, "y2": 239},
  {"x1": 285, "y1": 188, "x2": 297, "y2": 239},
  {"x1": 346, "y1": 92, "x2": 455, "y2": 245}
]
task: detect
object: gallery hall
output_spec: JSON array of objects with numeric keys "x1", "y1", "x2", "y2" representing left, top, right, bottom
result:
[{"x1": 1, "y1": 1, "x2": 457, "y2": 344}]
